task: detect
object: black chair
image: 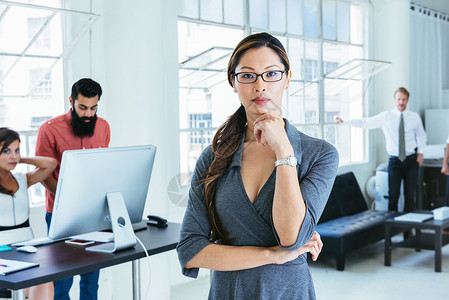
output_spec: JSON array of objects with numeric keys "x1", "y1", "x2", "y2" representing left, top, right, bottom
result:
[{"x1": 316, "y1": 172, "x2": 400, "y2": 270}]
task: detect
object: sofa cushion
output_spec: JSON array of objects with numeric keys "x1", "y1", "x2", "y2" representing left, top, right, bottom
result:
[
  {"x1": 317, "y1": 210, "x2": 396, "y2": 238},
  {"x1": 317, "y1": 210, "x2": 398, "y2": 254}
]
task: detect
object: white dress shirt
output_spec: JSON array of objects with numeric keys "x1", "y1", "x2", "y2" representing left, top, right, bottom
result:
[
  {"x1": 347, "y1": 108, "x2": 427, "y2": 157},
  {"x1": 446, "y1": 134, "x2": 449, "y2": 144}
]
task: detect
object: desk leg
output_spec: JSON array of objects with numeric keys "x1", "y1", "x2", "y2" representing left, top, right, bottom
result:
[
  {"x1": 417, "y1": 166, "x2": 423, "y2": 210},
  {"x1": 132, "y1": 260, "x2": 141, "y2": 300},
  {"x1": 435, "y1": 228, "x2": 443, "y2": 272},
  {"x1": 11, "y1": 289, "x2": 25, "y2": 300},
  {"x1": 384, "y1": 224, "x2": 392, "y2": 266}
]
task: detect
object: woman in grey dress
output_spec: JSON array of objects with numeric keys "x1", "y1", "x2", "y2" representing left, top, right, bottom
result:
[{"x1": 177, "y1": 32, "x2": 339, "y2": 299}]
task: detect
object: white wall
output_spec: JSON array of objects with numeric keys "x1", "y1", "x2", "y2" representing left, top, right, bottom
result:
[
  {"x1": 61, "y1": 0, "x2": 181, "y2": 299},
  {"x1": 64, "y1": 2, "x2": 181, "y2": 217},
  {"x1": 370, "y1": 0, "x2": 410, "y2": 164}
]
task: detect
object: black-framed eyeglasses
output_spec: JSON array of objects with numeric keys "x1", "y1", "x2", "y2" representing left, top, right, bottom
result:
[{"x1": 233, "y1": 70, "x2": 288, "y2": 84}]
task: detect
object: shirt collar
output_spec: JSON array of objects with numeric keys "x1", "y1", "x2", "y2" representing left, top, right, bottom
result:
[
  {"x1": 64, "y1": 109, "x2": 72, "y2": 119},
  {"x1": 394, "y1": 108, "x2": 407, "y2": 116},
  {"x1": 63, "y1": 109, "x2": 72, "y2": 126},
  {"x1": 228, "y1": 119, "x2": 303, "y2": 170}
]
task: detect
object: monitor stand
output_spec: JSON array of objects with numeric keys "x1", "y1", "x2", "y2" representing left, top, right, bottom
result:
[{"x1": 86, "y1": 192, "x2": 136, "y2": 253}]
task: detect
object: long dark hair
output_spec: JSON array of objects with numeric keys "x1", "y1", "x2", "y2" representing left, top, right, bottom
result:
[
  {"x1": 0, "y1": 127, "x2": 20, "y2": 195},
  {"x1": 202, "y1": 32, "x2": 290, "y2": 243}
]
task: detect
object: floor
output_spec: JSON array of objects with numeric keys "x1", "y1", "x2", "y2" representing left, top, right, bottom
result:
[{"x1": 170, "y1": 236, "x2": 449, "y2": 300}]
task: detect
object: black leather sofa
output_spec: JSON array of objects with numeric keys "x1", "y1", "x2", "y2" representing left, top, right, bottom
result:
[{"x1": 316, "y1": 172, "x2": 400, "y2": 271}]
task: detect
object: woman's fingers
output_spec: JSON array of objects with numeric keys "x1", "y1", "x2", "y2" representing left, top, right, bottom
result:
[
  {"x1": 300, "y1": 232, "x2": 323, "y2": 261},
  {"x1": 253, "y1": 114, "x2": 285, "y2": 147},
  {"x1": 314, "y1": 231, "x2": 323, "y2": 253}
]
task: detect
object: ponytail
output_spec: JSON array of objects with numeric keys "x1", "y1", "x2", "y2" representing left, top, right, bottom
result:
[{"x1": 201, "y1": 105, "x2": 246, "y2": 243}]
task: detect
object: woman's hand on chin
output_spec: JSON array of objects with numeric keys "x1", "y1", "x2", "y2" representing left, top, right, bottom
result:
[{"x1": 253, "y1": 114, "x2": 292, "y2": 157}]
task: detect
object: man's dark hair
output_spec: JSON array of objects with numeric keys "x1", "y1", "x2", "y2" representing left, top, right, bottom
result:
[{"x1": 71, "y1": 78, "x2": 102, "y2": 101}]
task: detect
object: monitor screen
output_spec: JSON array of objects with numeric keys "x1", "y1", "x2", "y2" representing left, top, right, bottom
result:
[{"x1": 49, "y1": 145, "x2": 156, "y2": 244}]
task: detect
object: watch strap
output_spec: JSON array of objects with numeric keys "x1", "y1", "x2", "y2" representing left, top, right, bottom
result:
[{"x1": 275, "y1": 155, "x2": 297, "y2": 167}]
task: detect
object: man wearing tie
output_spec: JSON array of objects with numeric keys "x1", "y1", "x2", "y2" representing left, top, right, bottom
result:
[{"x1": 335, "y1": 87, "x2": 427, "y2": 212}]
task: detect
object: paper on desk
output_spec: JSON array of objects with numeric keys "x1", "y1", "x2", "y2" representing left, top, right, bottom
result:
[
  {"x1": 394, "y1": 213, "x2": 433, "y2": 223},
  {"x1": 69, "y1": 232, "x2": 113, "y2": 243},
  {"x1": 0, "y1": 258, "x2": 39, "y2": 275}
]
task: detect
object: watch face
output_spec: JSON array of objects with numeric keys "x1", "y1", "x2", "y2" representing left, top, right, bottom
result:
[{"x1": 288, "y1": 156, "x2": 298, "y2": 166}]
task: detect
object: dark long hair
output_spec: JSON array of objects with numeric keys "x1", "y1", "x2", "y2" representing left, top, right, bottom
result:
[
  {"x1": 202, "y1": 32, "x2": 290, "y2": 243},
  {"x1": 0, "y1": 127, "x2": 20, "y2": 195}
]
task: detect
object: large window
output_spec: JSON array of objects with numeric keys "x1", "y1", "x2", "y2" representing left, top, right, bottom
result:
[
  {"x1": 0, "y1": 1, "x2": 64, "y2": 204},
  {"x1": 0, "y1": 0, "x2": 98, "y2": 204},
  {"x1": 189, "y1": 113, "x2": 213, "y2": 145},
  {"x1": 179, "y1": 0, "x2": 377, "y2": 173},
  {"x1": 178, "y1": 21, "x2": 243, "y2": 172}
]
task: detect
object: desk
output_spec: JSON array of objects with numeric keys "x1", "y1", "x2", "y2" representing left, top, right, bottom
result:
[
  {"x1": 0, "y1": 222, "x2": 180, "y2": 300},
  {"x1": 384, "y1": 213, "x2": 449, "y2": 272},
  {"x1": 418, "y1": 159, "x2": 447, "y2": 210}
]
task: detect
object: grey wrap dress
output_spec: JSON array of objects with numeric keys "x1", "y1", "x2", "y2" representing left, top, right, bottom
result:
[{"x1": 177, "y1": 120, "x2": 339, "y2": 299}]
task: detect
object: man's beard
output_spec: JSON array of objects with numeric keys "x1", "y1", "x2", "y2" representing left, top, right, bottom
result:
[{"x1": 70, "y1": 108, "x2": 97, "y2": 137}]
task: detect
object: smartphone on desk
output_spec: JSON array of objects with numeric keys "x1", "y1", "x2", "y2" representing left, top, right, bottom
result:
[{"x1": 65, "y1": 239, "x2": 95, "y2": 246}]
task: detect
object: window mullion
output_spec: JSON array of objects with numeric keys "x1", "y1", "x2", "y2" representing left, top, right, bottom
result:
[
  {"x1": 0, "y1": 5, "x2": 10, "y2": 22},
  {"x1": 244, "y1": 0, "x2": 250, "y2": 35},
  {"x1": 318, "y1": 0, "x2": 325, "y2": 139},
  {"x1": 266, "y1": 0, "x2": 269, "y2": 31}
]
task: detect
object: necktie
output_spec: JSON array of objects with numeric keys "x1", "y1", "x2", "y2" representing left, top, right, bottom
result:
[{"x1": 398, "y1": 113, "x2": 406, "y2": 161}]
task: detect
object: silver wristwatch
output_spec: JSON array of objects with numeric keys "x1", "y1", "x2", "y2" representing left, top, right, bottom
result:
[{"x1": 275, "y1": 155, "x2": 297, "y2": 167}]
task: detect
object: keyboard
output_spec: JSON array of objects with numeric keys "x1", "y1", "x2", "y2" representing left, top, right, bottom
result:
[{"x1": 11, "y1": 236, "x2": 56, "y2": 247}]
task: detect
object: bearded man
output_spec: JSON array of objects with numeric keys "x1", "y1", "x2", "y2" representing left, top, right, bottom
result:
[{"x1": 36, "y1": 78, "x2": 110, "y2": 300}]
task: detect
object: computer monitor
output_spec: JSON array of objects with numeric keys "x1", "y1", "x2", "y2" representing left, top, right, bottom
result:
[{"x1": 48, "y1": 145, "x2": 157, "y2": 253}]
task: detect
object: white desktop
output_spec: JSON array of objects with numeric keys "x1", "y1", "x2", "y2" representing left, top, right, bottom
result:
[{"x1": 48, "y1": 145, "x2": 157, "y2": 253}]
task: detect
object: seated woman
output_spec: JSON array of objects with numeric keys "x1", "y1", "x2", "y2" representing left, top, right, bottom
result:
[{"x1": 0, "y1": 127, "x2": 57, "y2": 300}]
